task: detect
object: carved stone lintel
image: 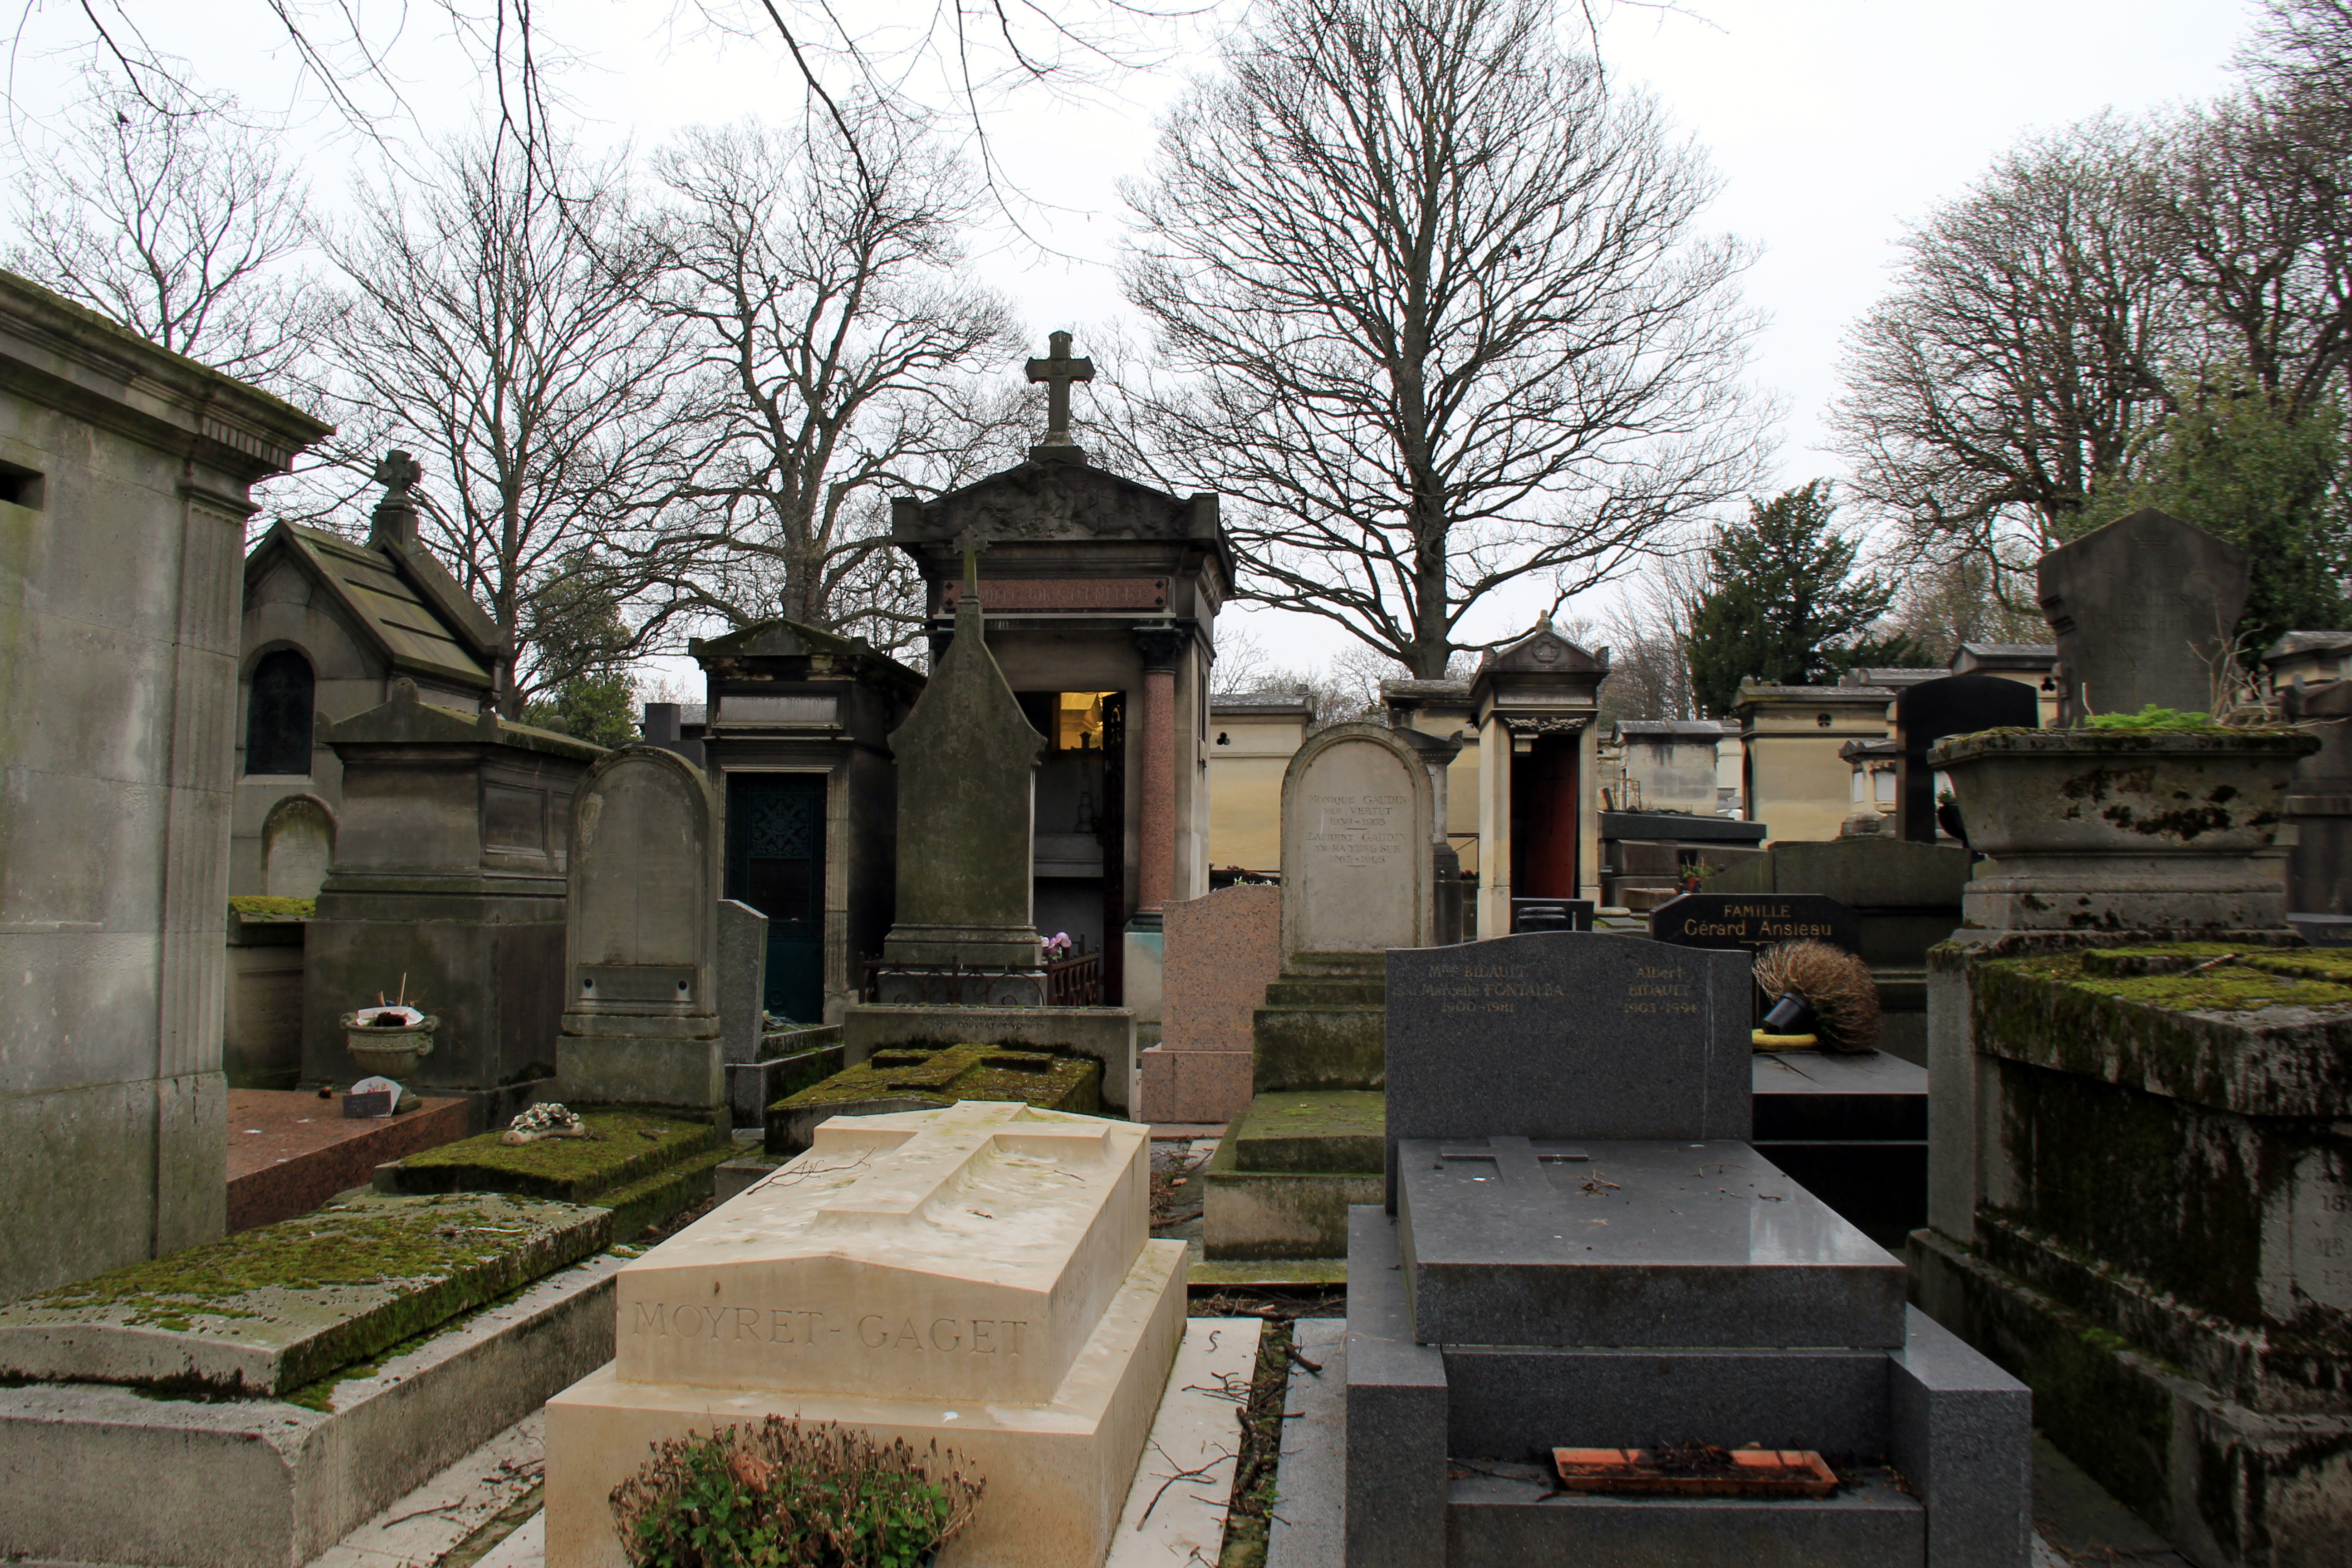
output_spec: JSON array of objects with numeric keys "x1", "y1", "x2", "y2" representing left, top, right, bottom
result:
[{"x1": 1499, "y1": 713, "x2": 1590, "y2": 739}]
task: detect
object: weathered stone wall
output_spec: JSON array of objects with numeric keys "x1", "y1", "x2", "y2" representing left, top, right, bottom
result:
[
  {"x1": 1916, "y1": 938, "x2": 2352, "y2": 1565},
  {"x1": 0, "y1": 271, "x2": 330, "y2": 1303}
]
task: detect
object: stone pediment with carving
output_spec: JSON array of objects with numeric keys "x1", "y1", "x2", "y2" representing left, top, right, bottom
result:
[
  {"x1": 1486, "y1": 625, "x2": 1607, "y2": 674},
  {"x1": 892, "y1": 460, "x2": 1219, "y2": 548}
]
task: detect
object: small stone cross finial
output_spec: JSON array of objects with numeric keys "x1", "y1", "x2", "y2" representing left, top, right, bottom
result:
[
  {"x1": 373, "y1": 450, "x2": 422, "y2": 496},
  {"x1": 956, "y1": 524, "x2": 987, "y2": 599},
  {"x1": 1024, "y1": 330, "x2": 1094, "y2": 448}
]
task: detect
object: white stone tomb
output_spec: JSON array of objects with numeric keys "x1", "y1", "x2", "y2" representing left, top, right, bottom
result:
[{"x1": 543, "y1": 1100, "x2": 1187, "y2": 1568}]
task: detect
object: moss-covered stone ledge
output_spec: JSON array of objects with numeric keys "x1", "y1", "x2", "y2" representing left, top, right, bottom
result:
[
  {"x1": 1967, "y1": 946, "x2": 2352, "y2": 1117},
  {"x1": 0, "y1": 1193, "x2": 608, "y2": 1397},
  {"x1": 769, "y1": 1045, "x2": 1099, "y2": 1127},
  {"x1": 380, "y1": 1109, "x2": 725, "y2": 1203}
]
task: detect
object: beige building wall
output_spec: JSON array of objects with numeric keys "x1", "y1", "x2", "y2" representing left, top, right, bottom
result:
[
  {"x1": 1735, "y1": 683, "x2": 1897, "y2": 846},
  {"x1": 1207, "y1": 699, "x2": 1310, "y2": 872}
]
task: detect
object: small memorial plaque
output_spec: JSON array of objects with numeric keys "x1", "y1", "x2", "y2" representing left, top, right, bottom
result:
[{"x1": 1649, "y1": 893, "x2": 1861, "y2": 956}]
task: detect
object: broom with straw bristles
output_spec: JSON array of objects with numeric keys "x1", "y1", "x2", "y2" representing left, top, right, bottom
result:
[{"x1": 1753, "y1": 939, "x2": 1881, "y2": 1053}]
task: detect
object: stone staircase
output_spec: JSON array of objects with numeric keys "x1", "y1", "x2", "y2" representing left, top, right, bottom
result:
[{"x1": 1203, "y1": 952, "x2": 1388, "y2": 1265}]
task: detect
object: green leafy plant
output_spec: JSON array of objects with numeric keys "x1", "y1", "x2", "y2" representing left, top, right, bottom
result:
[
  {"x1": 2084, "y1": 705, "x2": 2233, "y2": 733},
  {"x1": 610, "y1": 1418, "x2": 982, "y2": 1568}
]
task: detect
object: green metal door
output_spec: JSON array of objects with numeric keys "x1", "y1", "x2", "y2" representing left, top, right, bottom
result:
[{"x1": 725, "y1": 773, "x2": 826, "y2": 1023}]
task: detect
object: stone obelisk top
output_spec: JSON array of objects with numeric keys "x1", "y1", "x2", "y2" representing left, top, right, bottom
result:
[{"x1": 1024, "y1": 330, "x2": 1094, "y2": 463}]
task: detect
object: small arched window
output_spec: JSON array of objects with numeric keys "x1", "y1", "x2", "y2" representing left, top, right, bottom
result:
[{"x1": 245, "y1": 650, "x2": 315, "y2": 776}]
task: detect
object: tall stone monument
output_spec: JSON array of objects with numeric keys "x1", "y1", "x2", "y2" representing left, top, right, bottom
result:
[
  {"x1": 871, "y1": 529, "x2": 1049, "y2": 1004},
  {"x1": 2039, "y1": 508, "x2": 2250, "y2": 725},
  {"x1": 555, "y1": 747, "x2": 725, "y2": 1120},
  {"x1": 1203, "y1": 724, "x2": 1436, "y2": 1261},
  {"x1": 842, "y1": 530, "x2": 1140, "y2": 1113},
  {"x1": 543, "y1": 1101, "x2": 1186, "y2": 1568}
]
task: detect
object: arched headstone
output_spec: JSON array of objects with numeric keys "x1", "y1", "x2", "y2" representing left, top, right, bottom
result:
[
  {"x1": 558, "y1": 747, "x2": 724, "y2": 1114},
  {"x1": 260, "y1": 793, "x2": 336, "y2": 899},
  {"x1": 1279, "y1": 723, "x2": 1436, "y2": 959}
]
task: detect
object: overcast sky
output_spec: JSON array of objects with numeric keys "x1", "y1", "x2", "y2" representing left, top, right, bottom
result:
[{"x1": 4, "y1": 0, "x2": 2258, "y2": 675}]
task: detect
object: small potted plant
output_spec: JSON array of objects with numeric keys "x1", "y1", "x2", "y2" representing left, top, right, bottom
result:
[{"x1": 341, "y1": 985, "x2": 437, "y2": 1079}]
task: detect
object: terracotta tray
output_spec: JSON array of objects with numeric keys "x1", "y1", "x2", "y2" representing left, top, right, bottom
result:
[{"x1": 1552, "y1": 1446, "x2": 1839, "y2": 1497}]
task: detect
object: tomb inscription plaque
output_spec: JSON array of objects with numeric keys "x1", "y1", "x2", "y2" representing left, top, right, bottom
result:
[{"x1": 1649, "y1": 892, "x2": 1861, "y2": 956}]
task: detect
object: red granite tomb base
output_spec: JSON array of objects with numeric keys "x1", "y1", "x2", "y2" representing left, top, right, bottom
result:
[{"x1": 226, "y1": 1088, "x2": 471, "y2": 1232}]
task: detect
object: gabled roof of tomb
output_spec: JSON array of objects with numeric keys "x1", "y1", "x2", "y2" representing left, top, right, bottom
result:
[
  {"x1": 689, "y1": 618, "x2": 923, "y2": 692},
  {"x1": 329, "y1": 678, "x2": 605, "y2": 760},
  {"x1": 890, "y1": 454, "x2": 1229, "y2": 566},
  {"x1": 2266, "y1": 630, "x2": 2352, "y2": 660},
  {"x1": 246, "y1": 520, "x2": 501, "y2": 691},
  {"x1": 1480, "y1": 624, "x2": 1608, "y2": 675}
]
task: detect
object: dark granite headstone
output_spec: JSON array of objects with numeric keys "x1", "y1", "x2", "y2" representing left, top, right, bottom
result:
[
  {"x1": 1648, "y1": 892, "x2": 1860, "y2": 956},
  {"x1": 2038, "y1": 508, "x2": 2249, "y2": 726},
  {"x1": 1893, "y1": 673, "x2": 2039, "y2": 842},
  {"x1": 1384, "y1": 932, "x2": 1750, "y2": 1200}
]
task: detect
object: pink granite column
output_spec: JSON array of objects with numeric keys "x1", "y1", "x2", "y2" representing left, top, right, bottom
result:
[{"x1": 1132, "y1": 627, "x2": 1188, "y2": 914}]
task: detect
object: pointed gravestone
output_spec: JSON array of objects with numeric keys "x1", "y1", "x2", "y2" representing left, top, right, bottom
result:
[
  {"x1": 872, "y1": 529, "x2": 1051, "y2": 1003},
  {"x1": 2038, "y1": 508, "x2": 2250, "y2": 725}
]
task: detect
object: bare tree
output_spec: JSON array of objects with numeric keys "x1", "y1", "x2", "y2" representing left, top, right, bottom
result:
[
  {"x1": 2153, "y1": 92, "x2": 2352, "y2": 421},
  {"x1": 322, "y1": 133, "x2": 689, "y2": 708},
  {"x1": 632, "y1": 110, "x2": 1020, "y2": 653},
  {"x1": 1597, "y1": 547, "x2": 1708, "y2": 722},
  {"x1": 1830, "y1": 117, "x2": 2185, "y2": 579},
  {"x1": 4, "y1": 71, "x2": 337, "y2": 392},
  {"x1": 1120, "y1": 0, "x2": 1763, "y2": 681}
]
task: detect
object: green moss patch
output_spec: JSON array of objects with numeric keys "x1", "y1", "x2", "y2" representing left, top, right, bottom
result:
[
  {"x1": 0, "y1": 1193, "x2": 609, "y2": 1396},
  {"x1": 1230, "y1": 1091, "x2": 1386, "y2": 1173},
  {"x1": 385, "y1": 1110, "x2": 725, "y2": 1202},
  {"x1": 2023, "y1": 950, "x2": 2352, "y2": 1011},
  {"x1": 228, "y1": 895, "x2": 315, "y2": 919},
  {"x1": 774, "y1": 1045, "x2": 1101, "y2": 1118}
]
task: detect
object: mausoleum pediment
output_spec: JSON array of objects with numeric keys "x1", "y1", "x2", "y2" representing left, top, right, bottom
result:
[{"x1": 892, "y1": 458, "x2": 1221, "y2": 549}]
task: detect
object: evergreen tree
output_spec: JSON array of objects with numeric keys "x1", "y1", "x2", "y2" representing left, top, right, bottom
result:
[
  {"x1": 2074, "y1": 378, "x2": 2350, "y2": 650},
  {"x1": 1685, "y1": 483, "x2": 1915, "y2": 715}
]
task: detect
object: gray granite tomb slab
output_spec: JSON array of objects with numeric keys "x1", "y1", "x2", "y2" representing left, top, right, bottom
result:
[
  {"x1": 1384, "y1": 932, "x2": 1752, "y2": 1196},
  {"x1": 1396, "y1": 1137, "x2": 1905, "y2": 1350}
]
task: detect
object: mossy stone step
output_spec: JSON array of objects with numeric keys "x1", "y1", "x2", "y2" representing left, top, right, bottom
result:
[
  {"x1": 379, "y1": 1109, "x2": 726, "y2": 1203},
  {"x1": 1253, "y1": 1004, "x2": 1386, "y2": 1092},
  {"x1": 597, "y1": 1143, "x2": 739, "y2": 1241},
  {"x1": 765, "y1": 1044, "x2": 1101, "y2": 1152},
  {"x1": 1202, "y1": 1133, "x2": 1383, "y2": 1260},
  {"x1": 0, "y1": 1192, "x2": 609, "y2": 1396},
  {"x1": 1230, "y1": 1090, "x2": 1386, "y2": 1172}
]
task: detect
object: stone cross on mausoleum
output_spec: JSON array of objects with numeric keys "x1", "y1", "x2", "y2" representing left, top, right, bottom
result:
[
  {"x1": 373, "y1": 449, "x2": 422, "y2": 497},
  {"x1": 1025, "y1": 330, "x2": 1094, "y2": 455}
]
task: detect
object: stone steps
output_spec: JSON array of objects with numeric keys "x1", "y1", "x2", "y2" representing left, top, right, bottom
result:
[
  {"x1": 1252, "y1": 1005, "x2": 1385, "y2": 1090},
  {"x1": 1203, "y1": 1090, "x2": 1385, "y2": 1260}
]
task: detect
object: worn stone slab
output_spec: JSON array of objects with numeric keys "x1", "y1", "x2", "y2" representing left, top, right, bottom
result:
[
  {"x1": 2039, "y1": 508, "x2": 2249, "y2": 725},
  {"x1": 1105, "y1": 1317, "x2": 1264, "y2": 1567},
  {"x1": 0, "y1": 1192, "x2": 610, "y2": 1397},
  {"x1": 0, "y1": 1252, "x2": 620, "y2": 1568},
  {"x1": 1385, "y1": 934, "x2": 1752, "y2": 1191},
  {"x1": 1267, "y1": 1318, "x2": 1347, "y2": 1568},
  {"x1": 1396, "y1": 1138, "x2": 1904, "y2": 1349}
]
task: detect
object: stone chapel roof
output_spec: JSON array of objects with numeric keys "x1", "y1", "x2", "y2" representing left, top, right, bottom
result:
[{"x1": 246, "y1": 522, "x2": 499, "y2": 691}]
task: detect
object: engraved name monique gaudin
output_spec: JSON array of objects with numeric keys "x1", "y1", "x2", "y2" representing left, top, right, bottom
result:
[{"x1": 632, "y1": 1302, "x2": 1027, "y2": 1355}]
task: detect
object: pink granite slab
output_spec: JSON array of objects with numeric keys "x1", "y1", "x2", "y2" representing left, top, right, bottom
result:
[{"x1": 1159, "y1": 884, "x2": 1281, "y2": 1054}]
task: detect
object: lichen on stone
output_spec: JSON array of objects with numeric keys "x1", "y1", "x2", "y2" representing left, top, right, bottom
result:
[{"x1": 776, "y1": 1045, "x2": 1100, "y2": 1117}]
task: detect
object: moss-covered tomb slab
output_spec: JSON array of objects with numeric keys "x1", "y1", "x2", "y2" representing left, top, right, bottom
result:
[
  {"x1": 1970, "y1": 946, "x2": 2352, "y2": 1118},
  {"x1": 0, "y1": 1192, "x2": 609, "y2": 1396},
  {"x1": 381, "y1": 1109, "x2": 725, "y2": 1202}
]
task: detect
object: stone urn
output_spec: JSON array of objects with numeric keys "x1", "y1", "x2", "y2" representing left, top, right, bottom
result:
[
  {"x1": 1929, "y1": 728, "x2": 2322, "y2": 933},
  {"x1": 340, "y1": 1007, "x2": 438, "y2": 1079}
]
